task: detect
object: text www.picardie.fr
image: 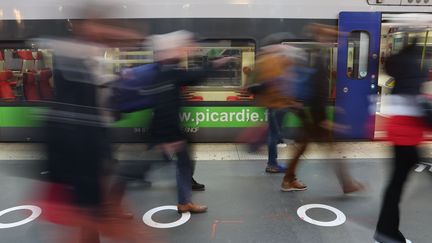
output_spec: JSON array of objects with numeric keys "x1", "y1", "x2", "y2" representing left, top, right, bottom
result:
[{"x1": 179, "y1": 109, "x2": 268, "y2": 125}]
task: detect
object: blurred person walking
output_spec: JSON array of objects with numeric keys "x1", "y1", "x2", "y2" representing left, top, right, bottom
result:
[
  {"x1": 255, "y1": 25, "x2": 364, "y2": 193},
  {"x1": 280, "y1": 24, "x2": 364, "y2": 192},
  {"x1": 147, "y1": 31, "x2": 232, "y2": 213},
  {"x1": 374, "y1": 37, "x2": 428, "y2": 243},
  {"x1": 253, "y1": 42, "x2": 300, "y2": 174},
  {"x1": 37, "y1": 7, "x2": 155, "y2": 243}
]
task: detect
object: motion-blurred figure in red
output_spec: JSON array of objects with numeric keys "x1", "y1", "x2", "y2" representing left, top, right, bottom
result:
[
  {"x1": 374, "y1": 35, "x2": 428, "y2": 243},
  {"x1": 35, "y1": 4, "x2": 159, "y2": 243}
]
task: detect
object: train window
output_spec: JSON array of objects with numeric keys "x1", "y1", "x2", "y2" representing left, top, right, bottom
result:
[
  {"x1": 0, "y1": 46, "x2": 54, "y2": 103},
  {"x1": 185, "y1": 39, "x2": 255, "y2": 88},
  {"x1": 347, "y1": 31, "x2": 370, "y2": 79},
  {"x1": 103, "y1": 40, "x2": 256, "y2": 102},
  {"x1": 104, "y1": 47, "x2": 153, "y2": 74}
]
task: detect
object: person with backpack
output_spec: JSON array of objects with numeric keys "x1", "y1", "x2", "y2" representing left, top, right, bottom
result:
[
  {"x1": 278, "y1": 24, "x2": 364, "y2": 192},
  {"x1": 253, "y1": 44, "x2": 301, "y2": 174},
  {"x1": 147, "y1": 31, "x2": 233, "y2": 213}
]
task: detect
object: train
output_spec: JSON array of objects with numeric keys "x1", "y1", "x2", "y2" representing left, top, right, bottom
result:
[{"x1": 0, "y1": 0, "x2": 431, "y2": 142}]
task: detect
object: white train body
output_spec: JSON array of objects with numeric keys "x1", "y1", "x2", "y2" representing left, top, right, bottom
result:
[{"x1": 0, "y1": 0, "x2": 431, "y2": 20}]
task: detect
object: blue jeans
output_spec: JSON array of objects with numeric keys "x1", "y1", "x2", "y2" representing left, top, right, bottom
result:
[
  {"x1": 267, "y1": 109, "x2": 287, "y2": 166},
  {"x1": 176, "y1": 147, "x2": 194, "y2": 204}
]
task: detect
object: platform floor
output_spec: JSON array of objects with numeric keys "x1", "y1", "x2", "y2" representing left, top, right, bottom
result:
[
  {"x1": 2, "y1": 141, "x2": 430, "y2": 161},
  {"x1": 0, "y1": 157, "x2": 431, "y2": 243}
]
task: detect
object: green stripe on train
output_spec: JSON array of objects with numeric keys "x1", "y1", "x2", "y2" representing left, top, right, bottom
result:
[
  {"x1": 0, "y1": 106, "x2": 334, "y2": 128},
  {"x1": 0, "y1": 107, "x2": 44, "y2": 127}
]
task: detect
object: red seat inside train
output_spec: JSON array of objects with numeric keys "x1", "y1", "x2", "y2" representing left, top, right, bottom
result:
[
  {"x1": 39, "y1": 69, "x2": 53, "y2": 99},
  {"x1": 227, "y1": 96, "x2": 239, "y2": 101},
  {"x1": 17, "y1": 50, "x2": 35, "y2": 61},
  {"x1": 0, "y1": 70, "x2": 16, "y2": 101},
  {"x1": 0, "y1": 50, "x2": 4, "y2": 68},
  {"x1": 22, "y1": 72, "x2": 41, "y2": 101},
  {"x1": 16, "y1": 50, "x2": 53, "y2": 101},
  {"x1": 188, "y1": 95, "x2": 203, "y2": 101}
]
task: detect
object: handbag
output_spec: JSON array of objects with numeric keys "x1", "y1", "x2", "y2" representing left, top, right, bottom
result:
[{"x1": 236, "y1": 124, "x2": 269, "y2": 152}]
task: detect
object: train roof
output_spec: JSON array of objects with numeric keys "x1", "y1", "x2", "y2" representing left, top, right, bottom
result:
[{"x1": 0, "y1": 0, "x2": 431, "y2": 20}]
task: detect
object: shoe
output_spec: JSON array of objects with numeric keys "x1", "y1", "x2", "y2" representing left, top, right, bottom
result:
[
  {"x1": 192, "y1": 178, "x2": 205, "y2": 191},
  {"x1": 177, "y1": 203, "x2": 208, "y2": 213},
  {"x1": 277, "y1": 143, "x2": 287, "y2": 148},
  {"x1": 280, "y1": 178, "x2": 307, "y2": 191},
  {"x1": 343, "y1": 181, "x2": 365, "y2": 194},
  {"x1": 265, "y1": 165, "x2": 286, "y2": 173}
]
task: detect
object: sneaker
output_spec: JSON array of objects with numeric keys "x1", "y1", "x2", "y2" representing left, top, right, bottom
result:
[
  {"x1": 280, "y1": 179, "x2": 307, "y2": 191},
  {"x1": 192, "y1": 178, "x2": 205, "y2": 191},
  {"x1": 177, "y1": 203, "x2": 208, "y2": 214},
  {"x1": 277, "y1": 143, "x2": 287, "y2": 148},
  {"x1": 343, "y1": 181, "x2": 366, "y2": 194},
  {"x1": 265, "y1": 165, "x2": 286, "y2": 173}
]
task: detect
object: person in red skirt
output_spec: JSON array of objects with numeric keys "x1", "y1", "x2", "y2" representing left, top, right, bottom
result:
[{"x1": 374, "y1": 37, "x2": 429, "y2": 243}]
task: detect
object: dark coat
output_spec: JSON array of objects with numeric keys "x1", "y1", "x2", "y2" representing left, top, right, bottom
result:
[
  {"x1": 386, "y1": 43, "x2": 427, "y2": 95},
  {"x1": 308, "y1": 52, "x2": 329, "y2": 124},
  {"x1": 148, "y1": 64, "x2": 207, "y2": 143},
  {"x1": 384, "y1": 42, "x2": 429, "y2": 146}
]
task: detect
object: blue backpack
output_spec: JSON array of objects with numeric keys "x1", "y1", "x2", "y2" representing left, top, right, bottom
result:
[
  {"x1": 278, "y1": 65, "x2": 317, "y2": 103},
  {"x1": 111, "y1": 63, "x2": 159, "y2": 113}
]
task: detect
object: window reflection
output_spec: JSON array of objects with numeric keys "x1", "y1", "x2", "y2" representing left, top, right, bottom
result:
[
  {"x1": 347, "y1": 31, "x2": 370, "y2": 79},
  {"x1": 187, "y1": 39, "x2": 255, "y2": 88}
]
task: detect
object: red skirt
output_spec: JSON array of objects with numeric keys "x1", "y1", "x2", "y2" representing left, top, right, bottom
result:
[{"x1": 386, "y1": 116, "x2": 427, "y2": 146}]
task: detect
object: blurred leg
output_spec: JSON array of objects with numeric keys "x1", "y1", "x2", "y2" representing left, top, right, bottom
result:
[
  {"x1": 267, "y1": 109, "x2": 279, "y2": 167},
  {"x1": 109, "y1": 178, "x2": 126, "y2": 205},
  {"x1": 284, "y1": 139, "x2": 308, "y2": 182},
  {"x1": 176, "y1": 147, "x2": 193, "y2": 205},
  {"x1": 324, "y1": 139, "x2": 364, "y2": 193},
  {"x1": 274, "y1": 109, "x2": 287, "y2": 143},
  {"x1": 375, "y1": 145, "x2": 418, "y2": 243},
  {"x1": 191, "y1": 175, "x2": 205, "y2": 191},
  {"x1": 284, "y1": 109, "x2": 309, "y2": 182},
  {"x1": 267, "y1": 109, "x2": 288, "y2": 173},
  {"x1": 80, "y1": 228, "x2": 100, "y2": 243},
  {"x1": 176, "y1": 144, "x2": 207, "y2": 213}
]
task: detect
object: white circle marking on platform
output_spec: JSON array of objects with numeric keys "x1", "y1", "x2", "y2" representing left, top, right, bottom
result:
[
  {"x1": 0, "y1": 205, "x2": 42, "y2": 229},
  {"x1": 297, "y1": 204, "x2": 346, "y2": 227},
  {"x1": 143, "y1": 205, "x2": 191, "y2": 229}
]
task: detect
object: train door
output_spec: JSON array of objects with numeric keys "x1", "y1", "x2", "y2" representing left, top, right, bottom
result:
[
  {"x1": 376, "y1": 14, "x2": 432, "y2": 139},
  {"x1": 335, "y1": 12, "x2": 381, "y2": 139}
]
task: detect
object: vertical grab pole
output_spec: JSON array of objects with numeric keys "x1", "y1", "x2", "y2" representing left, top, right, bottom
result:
[{"x1": 421, "y1": 31, "x2": 429, "y2": 70}]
